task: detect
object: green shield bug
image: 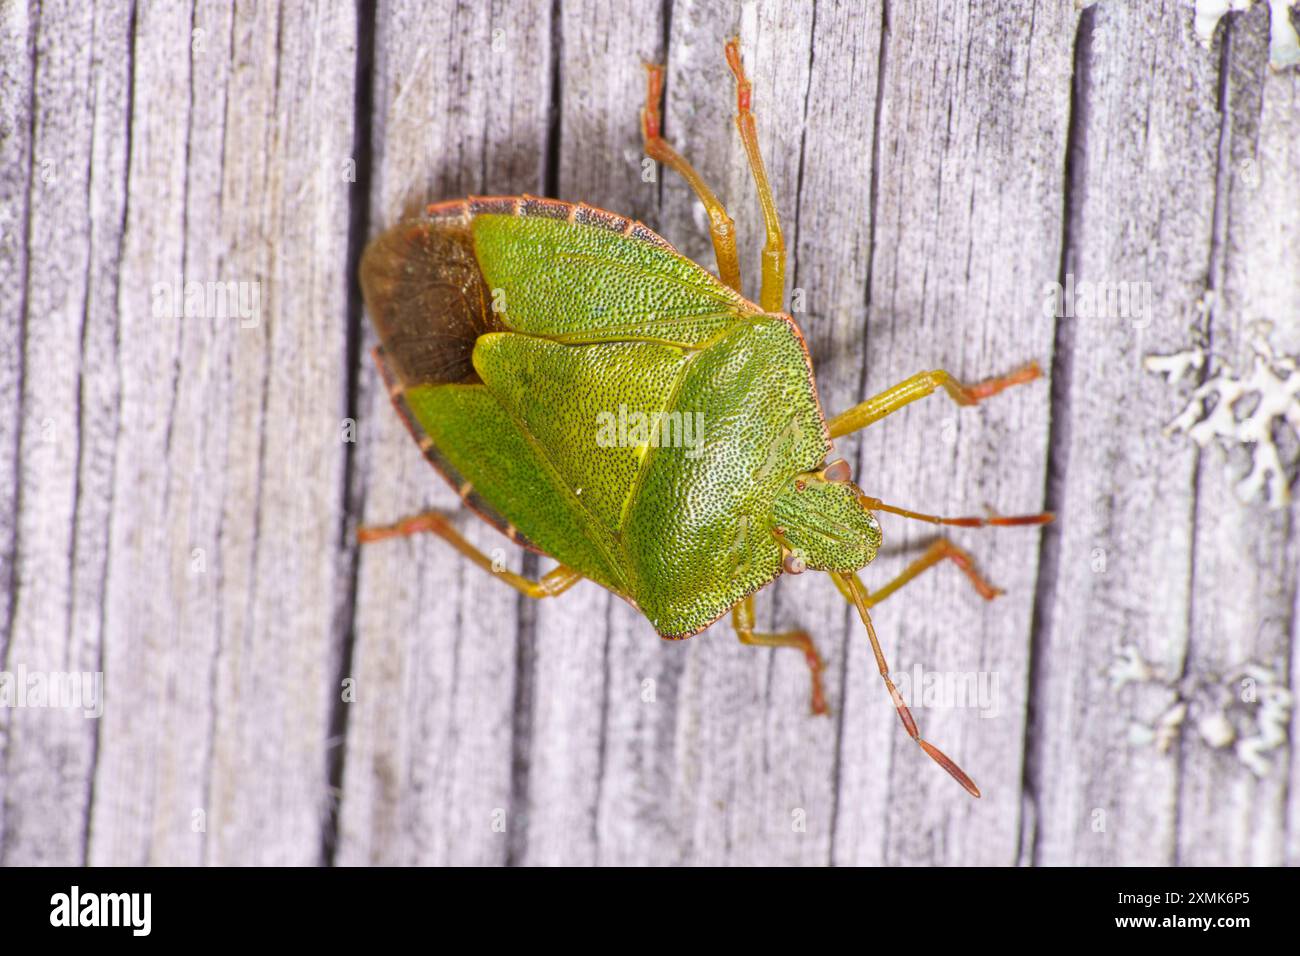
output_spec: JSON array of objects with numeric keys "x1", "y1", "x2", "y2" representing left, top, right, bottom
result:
[{"x1": 358, "y1": 38, "x2": 1051, "y2": 798}]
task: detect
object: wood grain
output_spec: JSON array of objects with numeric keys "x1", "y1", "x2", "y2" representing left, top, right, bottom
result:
[
  {"x1": 338, "y1": 0, "x2": 555, "y2": 866},
  {"x1": 0, "y1": 0, "x2": 1295, "y2": 866},
  {"x1": 1027, "y1": 0, "x2": 1300, "y2": 867}
]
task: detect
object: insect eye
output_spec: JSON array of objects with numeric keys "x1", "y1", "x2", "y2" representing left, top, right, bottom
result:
[
  {"x1": 822, "y1": 458, "x2": 851, "y2": 483},
  {"x1": 783, "y1": 551, "x2": 806, "y2": 575},
  {"x1": 794, "y1": 480, "x2": 807, "y2": 492}
]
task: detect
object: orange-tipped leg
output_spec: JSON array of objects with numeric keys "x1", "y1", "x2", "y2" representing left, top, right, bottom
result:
[
  {"x1": 830, "y1": 537, "x2": 1007, "y2": 610},
  {"x1": 831, "y1": 571, "x2": 980, "y2": 797},
  {"x1": 827, "y1": 363, "x2": 1043, "y2": 439},
  {"x1": 724, "y1": 37, "x2": 785, "y2": 313},
  {"x1": 956, "y1": 362, "x2": 1042, "y2": 402},
  {"x1": 358, "y1": 510, "x2": 582, "y2": 599},
  {"x1": 640, "y1": 61, "x2": 742, "y2": 293},
  {"x1": 732, "y1": 595, "x2": 829, "y2": 716}
]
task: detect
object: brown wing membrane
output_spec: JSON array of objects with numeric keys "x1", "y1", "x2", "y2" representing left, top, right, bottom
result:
[
  {"x1": 361, "y1": 196, "x2": 682, "y2": 387},
  {"x1": 359, "y1": 195, "x2": 688, "y2": 559},
  {"x1": 361, "y1": 202, "x2": 534, "y2": 550},
  {"x1": 359, "y1": 202, "x2": 506, "y2": 386}
]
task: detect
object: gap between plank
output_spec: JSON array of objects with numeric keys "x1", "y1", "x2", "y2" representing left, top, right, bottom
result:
[
  {"x1": 1172, "y1": 13, "x2": 1237, "y2": 868},
  {"x1": 321, "y1": 0, "x2": 377, "y2": 868},
  {"x1": 1017, "y1": 0, "x2": 1095, "y2": 868}
]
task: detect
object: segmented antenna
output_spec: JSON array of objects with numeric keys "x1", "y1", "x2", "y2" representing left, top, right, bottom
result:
[{"x1": 831, "y1": 570, "x2": 981, "y2": 798}]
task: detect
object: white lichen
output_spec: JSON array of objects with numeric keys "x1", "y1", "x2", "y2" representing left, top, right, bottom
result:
[
  {"x1": 1109, "y1": 645, "x2": 1294, "y2": 776},
  {"x1": 1197, "y1": 710, "x2": 1237, "y2": 747},
  {"x1": 1128, "y1": 721, "x2": 1157, "y2": 747},
  {"x1": 1144, "y1": 345, "x2": 1206, "y2": 386},
  {"x1": 1191, "y1": 0, "x2": 1300, "y2": 70},
  {"x1": 1233, "y1": 664, "x2": 1294, "y2": 775},
  {"x1": 1154, "y1": 701, "x2": 1190, "y2": 753},
  {"x1": 1146, "y1": 323, "x2": 1300, "y2": 509},
  {"x1": 1108, "y1": 643, "x2": 1157, "y2": 689},
  {"x1": 1193, "y1": 0, "x2": 1254, "y2": 45},
  {"x1": 1266, "y1": 0, "x2": 1300, "y2": 68}
]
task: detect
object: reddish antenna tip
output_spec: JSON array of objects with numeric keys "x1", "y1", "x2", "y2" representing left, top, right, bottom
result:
[
  {"x1": 836, "y1": 571, "x2": 982, "y2": 799},
  {"x1": 987, "y1": 511, "x2": 1055, "y2": 527},
  {"x1": 918, "y1": 739, "x2": 981, "y2": 798}
]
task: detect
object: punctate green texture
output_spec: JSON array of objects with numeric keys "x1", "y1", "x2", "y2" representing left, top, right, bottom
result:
[
  {"x1": 360, "y1": 196, "x2": 880, "y2": 638},
  {"x1": 357, "y1": 39, "x2": 1050, "y2": 798}
]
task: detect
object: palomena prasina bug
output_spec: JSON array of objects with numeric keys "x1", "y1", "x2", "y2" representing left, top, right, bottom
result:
[{"x1": 358, "y1": 38, "x2": 1051, "y2": 798}]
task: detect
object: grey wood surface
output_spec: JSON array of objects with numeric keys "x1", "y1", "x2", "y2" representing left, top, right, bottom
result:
[{"x1": 1, "y1": 0, "x2": 1296, "y2": 866}]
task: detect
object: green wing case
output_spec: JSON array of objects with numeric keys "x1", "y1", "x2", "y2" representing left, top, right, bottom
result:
[{"x1": 363, "y1": 196, "x2": 830, "y2": 637}]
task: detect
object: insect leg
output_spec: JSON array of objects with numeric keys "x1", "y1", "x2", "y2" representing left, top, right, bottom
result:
[
  {"x1": 357, "y1": 510, "x2": 582, "y2": 599},
  {"x1": 831, "y1": 571, "x2": 981, "y2": 797},
  {"x1": 731, "y1": 595, "x2": 828, "y2": 716},
  {"x1": 725, "y1": 38, "x2": 785, "y2": 314},
  {"x1": 826, "y1": 363, "x2": 1042, "y2": 439},
  {"x1": 640, "y1": 62, "x2": 742, "y2": 293},
  {"x1": 828, "y1": 538, "x2": 1006, "y2": 609}
]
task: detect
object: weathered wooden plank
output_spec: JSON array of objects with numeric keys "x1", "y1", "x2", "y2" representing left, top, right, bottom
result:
[
  {"x1": 0, "y1": 0, "x2": 36, "y2": 857},
  {"x1": 82, "y1": 0, "x2": 221, "y2": 868},
  {"x1": 830, "y1": 0, "x2": 1073, "y2": 865},
  {"x1": 0, "y1": 0, "x2": 130, "y2": 865},
  {"x1": 82, "y1": 0, "x2": 359, "y2": 865},
  {"x1": 1027, "y1": 1, "x2": 1227, "y2": 865},
  {"x1": 337, "y1": 0, "x2": 556, "y2": 866},
  {"x1": 0, "y1": 0, "x2": 1295, "y2": 869},
  {"x1": 1177, "y1": 2, "x2": 1299, "y2": 866},
  {"x1": 0, "y1": 0, "x2": 34, "y2": 702}
]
